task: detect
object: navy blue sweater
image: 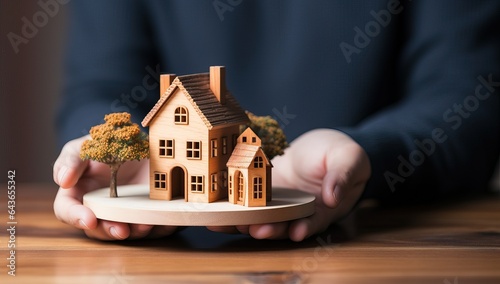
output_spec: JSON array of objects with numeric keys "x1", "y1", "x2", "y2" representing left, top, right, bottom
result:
[{"x1": 58, "y1": 0, "x2": 500, "y2": 203}]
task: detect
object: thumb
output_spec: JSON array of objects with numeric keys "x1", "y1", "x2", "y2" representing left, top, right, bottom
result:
[
  {"x1": 321, "y1": 167, "x2": 348, "y2": 209},
  {"x1": 53, "y1": 136, "x2": 90, "y2": 189},
  {"x1": 321, "y1": 143, "x2": 371, "y2": 208}
]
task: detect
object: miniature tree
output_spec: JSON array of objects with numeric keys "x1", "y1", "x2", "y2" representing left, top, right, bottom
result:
[
  {"x1": 80, "y1": 112, "x2": 149, "y2": 197},
  {"x1": 242, "y1": 111, "x2": 289, "y2": 159}
]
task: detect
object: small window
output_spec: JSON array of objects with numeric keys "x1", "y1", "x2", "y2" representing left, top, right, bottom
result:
[
  {"x1": 252, "y1": 137, "x2": 257, "y2": 143},
  {"x1": 242, "y1": 136, "x2": 247, "y2": 143},
  {"x1": 187, "y1": 141, "x2": 201, "y2": 159},
  {"x1": 154, "y1": 172, "x2": 167, "y2": 190},
  {"x1": 232, "y1": 134, "x2": 238, "y2": 150},
  {"x1": 221, "y1": 170, "x2": 228, "y2": 189},
  {"x1": 174, "y1": 107, "x2": 188, "y2": 124},
  {"x1": 211, "y1": 139, "x2": 218, "y2": 157},
  {"x1": 211, "y1": 173, "x2": 217, "y2": 192},
  {"x1": 253, "y1": 156, "x2": 263, "y2": 168},
  {"x1": 191, "y1": 175, "x2": 204, "y2": 192},
  {"x1": 159, "y1": 139, "x2": 174, "y2": 158},
  {"x1": 253, "y1": 177, "x2": 263, "y2": 199},
  {"x1": 222, "y1": 136, "x2": 227, "y2": 155},
  {"x1": 229, "y1": 175, "x2": 233, "y2": 195}
]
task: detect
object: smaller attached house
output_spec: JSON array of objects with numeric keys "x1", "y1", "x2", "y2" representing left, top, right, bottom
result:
[{"x1": 227, "y1": 128, "x2": 272, "y2": 207}]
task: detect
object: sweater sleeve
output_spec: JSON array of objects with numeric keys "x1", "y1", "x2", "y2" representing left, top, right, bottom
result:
[
  {"x1": 56, "y1": 0, "x2": 159, "y2": 148},
  {"x1": 342, "y1": 0, "x2": 500, "y2": 203}
]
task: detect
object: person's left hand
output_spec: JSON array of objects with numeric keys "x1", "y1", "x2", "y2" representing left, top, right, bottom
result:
[
  {"x1": 207, "y1": 129, "x2": 371, "y2": 241},
  {"x1": 53, "y1": 136, "x2": 178, "y2": 240}
]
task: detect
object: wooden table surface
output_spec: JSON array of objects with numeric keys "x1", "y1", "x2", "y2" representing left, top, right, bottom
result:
[{"x1": 1, "y1": 183, "x2": 500, "y2": 284}]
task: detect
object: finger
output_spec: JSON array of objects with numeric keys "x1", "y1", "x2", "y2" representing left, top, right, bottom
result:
[
  {"x1": 248, "y1": 222, "x2": 289, "y2": 240},
  {"x1": 55, "y1": 183, "x2": 134, "y2": 241},
  {"x1": 106, "y1": 224, "x2": 178, "y2": 240},
  {"x1": 288, "y1": 209, "x2": 331, "y2": 242},
  {"x1": 53, "y1": 136, "x2": 90, "y2": 189},
  {"x1": 288, "y1": 217, "x2": 313, "y2": 242},
  {"x1": 322, "y1": 143, "x2": 369, "y2": 208},
  {"x1": 271, "y1": 154, "x2": 294, "y2": 189},
  {"x1": 236, "y1": 225, "x2": 249, "y2": 235},
  {"x1": 84, "y1": 220, "x2": 130, "y2": 241},
  {"x1": 127, "y1": 224, "x2": 154, "y2": 239},
  {"x1": 321, "y1": 170, "x2": 347, "y2": 209},
  {"x1": 206, "y1": 226, "x2": 240, "y2": 234},
  {"x1": 206, "y1": 225, "x2": 250, "y2": 235},
  {"x1": 145, "y1": 225, "x2": 180, "y2": 239},
  {"x1": 53, "y1": 186, "x2": 98, "y2": 230}
]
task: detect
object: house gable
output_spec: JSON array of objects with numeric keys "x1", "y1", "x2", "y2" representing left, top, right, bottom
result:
[
  {"x1": 227, "y1": 128, "x2": 272, "y2": 169},
  {"x1": 238, "y1": 127, "x2": 262, "y2": 146},
  {"x1": 147, "y1": 84, "x2": 210, "y2": 162},
  {"x1": 142, "y1": 72, "x2": 249, "y2": 130},
  {"x1": 149, "y1": 87, "x2": 208, "y2": 135}
]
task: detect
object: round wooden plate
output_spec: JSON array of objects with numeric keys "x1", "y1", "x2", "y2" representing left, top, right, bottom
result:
[{"x1": 83, "y1": 185, "x2": 315, "y2": 226}]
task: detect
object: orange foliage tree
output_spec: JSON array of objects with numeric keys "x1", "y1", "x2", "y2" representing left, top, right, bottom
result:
[
  {"x1": 80, "y1": 112, "x2": 149, "y2": 197},
  {"x1": 242, "y1": 111, "x2": 289, "y2": 160}
]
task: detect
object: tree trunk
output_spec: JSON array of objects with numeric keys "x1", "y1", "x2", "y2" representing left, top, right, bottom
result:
[{"x1": 109, "y1": 163, "x2": 121, "y2": 198}]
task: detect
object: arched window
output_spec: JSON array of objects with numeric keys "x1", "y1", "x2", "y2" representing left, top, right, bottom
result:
[
  {"x1": 174, "y1": 107, "x2": 188, "y2": 124},
  {"x1": 238, "y1": 172, "x2": 244, "y2": 202}
]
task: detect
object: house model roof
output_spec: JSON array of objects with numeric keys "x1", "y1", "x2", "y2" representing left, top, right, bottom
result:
[
  {"x1": 142, "y1": 72, "x2": 249, "y2": 129},
  {"x1": 226, "y1": 144, "x2": 272, "y2": 169},
  {"x1": 227, "y1": 127, "x2": 273, "y2": 169}
]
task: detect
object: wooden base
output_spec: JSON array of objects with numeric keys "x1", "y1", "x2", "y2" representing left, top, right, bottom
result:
[{"x1": 83, "y1": 185, "x2": 315, "y2": 226}]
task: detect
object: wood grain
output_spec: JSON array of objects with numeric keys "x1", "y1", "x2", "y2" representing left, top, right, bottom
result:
[{"x1": 2, "y1": 183, "x2": 500, "y2": 283}]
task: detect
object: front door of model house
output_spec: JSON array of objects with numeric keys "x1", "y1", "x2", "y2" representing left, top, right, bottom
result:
[{"x1": 171, "y1": 166, "x2": 186, "y2": 201}]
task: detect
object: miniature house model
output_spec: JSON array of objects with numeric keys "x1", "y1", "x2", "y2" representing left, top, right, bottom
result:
[
  {"x1": 141, "y1": 66, "x2": 272, "y2": 207},
  {"x1": 227, "y1": 128, "x2": 272, "y2": 207}
]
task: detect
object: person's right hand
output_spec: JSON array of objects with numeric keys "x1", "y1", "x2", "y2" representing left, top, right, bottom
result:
[{"x1": 53, "y1": 136, "x2": 178, "y2": 240}]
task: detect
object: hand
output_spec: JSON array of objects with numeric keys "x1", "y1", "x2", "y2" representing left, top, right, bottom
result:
[
  {"x1": 207, "y1": 129, "x2": 371, "y2": 241},
  {"x1": 53, "y1": 136, "x2": 178, "y2": 240}
]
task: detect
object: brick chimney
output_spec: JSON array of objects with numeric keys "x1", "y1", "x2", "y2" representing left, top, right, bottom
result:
[
  {"x1": 209, "y1": 66, "x2": 226, "y2": 104},
  {"x1": 160, "y1": 74, "x2": 176, "y2": 97}
]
